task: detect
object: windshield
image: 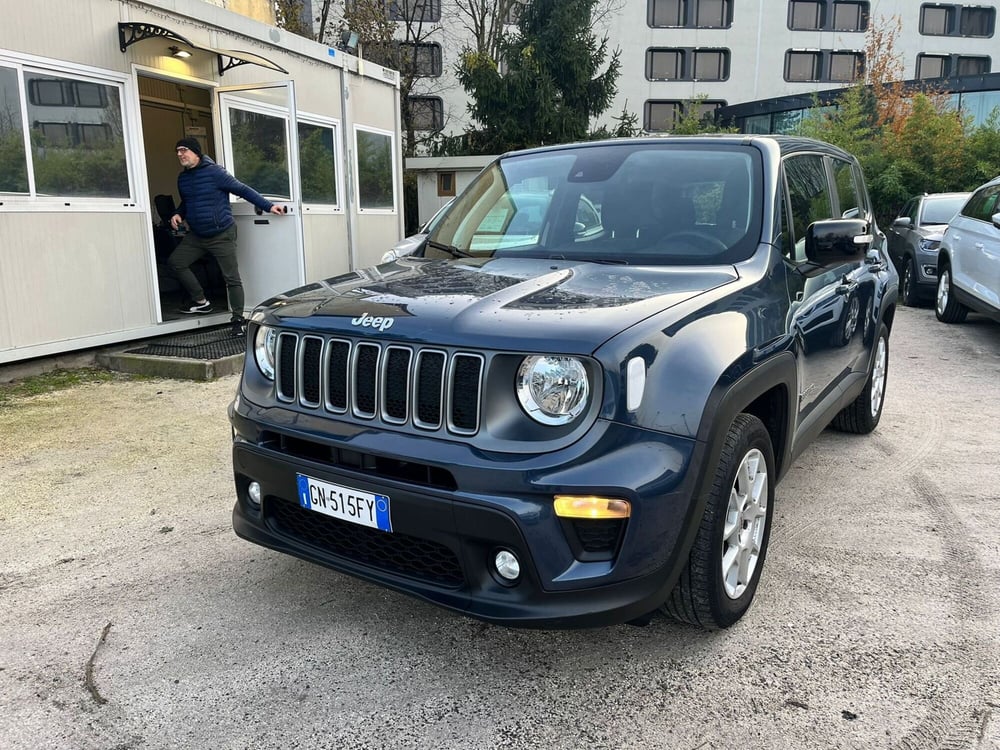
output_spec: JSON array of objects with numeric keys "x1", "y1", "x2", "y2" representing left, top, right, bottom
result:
[
  {"x1": 921, "y1": 195, "x2": 968, "y2": 225},
  {"x1": 425, "y1": 142, "x2": 764, "y2": 265}
]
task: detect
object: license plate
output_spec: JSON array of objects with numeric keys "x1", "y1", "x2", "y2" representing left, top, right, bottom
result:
[{"x1": 296, "y1": 474, "x2": 392, "y2": 533}]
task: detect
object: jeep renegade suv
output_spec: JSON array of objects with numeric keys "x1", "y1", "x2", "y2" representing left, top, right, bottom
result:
[{"x1": 230, "y1": 136, "x2": 898, "y2": 629}]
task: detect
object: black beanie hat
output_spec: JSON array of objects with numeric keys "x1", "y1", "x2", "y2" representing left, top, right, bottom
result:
[{"x1": 175, "y1": 137, "x2": 203, "y2": 157}]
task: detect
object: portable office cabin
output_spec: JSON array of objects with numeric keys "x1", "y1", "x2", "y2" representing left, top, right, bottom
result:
[{"x1": 0, "y1": 0, "x2": 404, "y2": 364}]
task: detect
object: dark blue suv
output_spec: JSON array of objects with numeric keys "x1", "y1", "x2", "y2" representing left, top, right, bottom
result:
[{"x1": 230, "y1": 136, "x2": 898, "y2": 629}]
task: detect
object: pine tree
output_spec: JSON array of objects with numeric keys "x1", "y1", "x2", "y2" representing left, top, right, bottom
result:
[{"x1": 455, "y1": 0, "x2": 621, "y2": 153}]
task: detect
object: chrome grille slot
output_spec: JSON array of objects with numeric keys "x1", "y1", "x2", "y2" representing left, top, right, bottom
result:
[
  {"x1": 273, "y1": 333, "x2": 482, "y2": 436},
  {"x1": 325, "y1": 339, "x2": 350, "y2": 412},
  {"x1": 353, "y1": 343, "x2": 381, "y2": 418},
  {"x1": 276, "y1": 332, "x2": 298, "y2": 402},
  {"x1": 299, "y1": 336, "x2": 323, "y2": 408}
]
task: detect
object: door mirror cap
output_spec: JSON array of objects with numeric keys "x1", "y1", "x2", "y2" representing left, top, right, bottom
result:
[{"x1": 804, "y1": 218, "x2": 871, "y2": 267}]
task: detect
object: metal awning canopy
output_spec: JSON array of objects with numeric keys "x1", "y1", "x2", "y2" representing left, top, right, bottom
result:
[{"x1": 117, "y1": 22, "x2": 289, "y2": 76}]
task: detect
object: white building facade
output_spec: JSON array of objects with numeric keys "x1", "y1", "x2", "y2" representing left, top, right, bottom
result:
[{"x1": 327, "y1": 0, "x2": 999, "y2": 139}]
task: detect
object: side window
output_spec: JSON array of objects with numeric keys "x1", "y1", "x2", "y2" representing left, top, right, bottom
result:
[
  {"x1": 782, "y1": 154, "x2": 833, "y2": 262},
  {"x1": 973, "y1": 186, "x2": 1000, "y2": 221},
  {"x1": 895, "y1": 198, "x2": 914, "y2": 222},
  {"x1": 830, "y1": 158, "x2": 862, "y2": 218}
]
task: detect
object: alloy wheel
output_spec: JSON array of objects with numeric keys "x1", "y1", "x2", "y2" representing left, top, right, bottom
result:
[
  {"x1": 721, "y1": 448, "x2": 768, "y2": 599},
  {"x1": 870, "y1": 334, "x2": 887, "y2": 417},
  {"x1": 936, "y1": 269, "x2": 951, "y2": 315}
]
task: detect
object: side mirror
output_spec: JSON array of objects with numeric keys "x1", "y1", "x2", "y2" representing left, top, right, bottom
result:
[
  {"x1": 992, "y1": 212, "x2": 1000, "y2": 230},
  {"x1": 891, "y1": 216, "x2": 912, "y2": 228},
  {"x1": 805, "y1": 218, "x2": 871, "y2": 268}
]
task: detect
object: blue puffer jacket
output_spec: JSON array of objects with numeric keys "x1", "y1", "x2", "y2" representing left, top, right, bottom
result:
[{"x1": 176, "y1": 155, "x2": 274, "y2": 237}]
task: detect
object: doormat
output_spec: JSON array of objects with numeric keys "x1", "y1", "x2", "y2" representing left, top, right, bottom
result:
[{"x1": 126, "y1": 328, "x2": 245, "y2": 360}]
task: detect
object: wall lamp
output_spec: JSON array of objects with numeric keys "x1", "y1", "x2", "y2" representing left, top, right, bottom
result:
[{"x1": 168, "y1": 46, "x2": 192, "y2": 59}]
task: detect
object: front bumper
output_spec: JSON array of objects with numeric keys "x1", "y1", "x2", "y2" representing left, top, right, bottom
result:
[{"x1": 230, "y1": 397, "x2": 704, "y2": 628}]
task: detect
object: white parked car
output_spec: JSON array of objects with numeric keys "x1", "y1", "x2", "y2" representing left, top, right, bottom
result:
[
  {"x1": 936, "y1": 176, "x2": 1000, "y2": 324},
  {"x1": 381, "y1": 201, "x2": 453, "y2": 263}
]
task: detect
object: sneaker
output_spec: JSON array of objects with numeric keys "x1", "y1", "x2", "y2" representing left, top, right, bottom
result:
[
  {"x1": 230, "y1": 317, "x2": 247, "y2": 339},
  {"x1": 179, "y1": 300, "x2": 213, "y2": 314}
]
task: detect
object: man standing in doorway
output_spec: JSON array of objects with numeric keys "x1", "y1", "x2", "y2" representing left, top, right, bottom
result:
[{"x1": 168, "y1": 137, "x2": 286, "y2": 337}]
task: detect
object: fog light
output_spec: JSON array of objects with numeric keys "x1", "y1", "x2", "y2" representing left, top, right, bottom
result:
[
  {"x1": 247, "y1": 481, "x2": 262, "y2": 508},
  {"x1": 494, "y1": 550, "x2": 520, "y2": 581}
]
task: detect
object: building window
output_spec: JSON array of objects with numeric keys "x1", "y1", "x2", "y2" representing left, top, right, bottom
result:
[
  {"x1": 785, "y1": 51, "x2": 821, "y2": 81},
  {"x1": 400, "y1": 42, "x2": 442, "y2": 77},
  {"x1": 298, "y1": 120, "x2": 340, "y2": 206},
  {"x1": 920, "y1": 4, "x2": 995, "y2": 37},
  {"x1": 646, "y1": 48, "x2": 729, "y2": 81},
  {"x1": 960, "y1": 7, "x2": 994, "y2": 36},
  {"x1": 355, "y1": 126, "x2": 396, "y2": 212},
  {"x1": 504, "y1": 0, "x2": 525, "y2": 24},
  {"x1": 643, "y1": 99, "x2": 726, "y2": 131},
  {"x1": 956, "y1": 55, "x2": 990, "y2": 75},
  {"x1": 789, "y1": 1, "x2": 822, "y2": 29},
  {"x1": 788, "y1": 1, "x2": 868, "y2": 31},
  {"x1": 832, "y1": 2, "x2": 868, "y2": 31},
  {"x1": 647, "y1": 49, "x2": 683, "y2": 80},
  {"x1": 408, "y1": 96, "x2": 444, "y2": 131},
  {"x1": 20, "y1": 70, "x2": 129, "y2": 199},
  {"x1": 437, "y1": 171, "x2": 455, "y2": 197},
  {"x1": 830, "y1": 51, "x2": 864, "y2": 81},
  {"x1": 387, "y1": 0, "x2": 441, "y2": 23},
  {"x1": 917, "y1": 53, "x2": 991, "y2": 78},
  {"x1": 916, "y1": 54, "x2": 947, "y2": 78},
  {"x1": 648, "y1": 0, "x2": 732, "y2": 28},
  {"x1": 693, "y1": 49, "x2": 729, "y2": 80},
  {"x1": 785, "y1": 49, "x2": 863, "y2": 82}
]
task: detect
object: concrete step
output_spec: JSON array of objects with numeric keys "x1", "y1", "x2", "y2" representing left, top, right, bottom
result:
[{"x1": 97, "y1": 326, "x2": 246, "y2": 381}]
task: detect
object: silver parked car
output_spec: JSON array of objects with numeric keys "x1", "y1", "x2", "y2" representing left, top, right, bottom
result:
[
  {"x1": 381, "y1": 200, "x2": 453, "y2": 263},
  {"x1": 936, "y1": 177, "x2": 1000, "y2": 324},
  {"x1": 887, "y1": 192, "x2": 969, "y2": 306}
]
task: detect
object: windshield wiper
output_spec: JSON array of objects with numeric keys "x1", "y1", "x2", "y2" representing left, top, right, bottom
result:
[{"x1": 425, "y1": 239, "x2": 472, "y2": 258}]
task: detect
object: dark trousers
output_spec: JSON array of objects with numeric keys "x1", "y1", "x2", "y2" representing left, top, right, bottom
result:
[{"x1": 167, "y1": 225, "x2": 243, "y2": 316}]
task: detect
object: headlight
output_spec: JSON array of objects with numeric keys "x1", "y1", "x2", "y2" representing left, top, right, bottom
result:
[
  {"x1": 919, "y1": 238, "x2": 941, "y2": 252},
  {"x1": 516, "y1": 356, "x2": 589, "y2": 425},
  {"x1": 254, "y1": 325, "x2": 278, "y2": 380}
]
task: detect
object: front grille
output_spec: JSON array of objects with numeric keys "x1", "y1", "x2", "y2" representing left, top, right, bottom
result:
[
  {"x1": 267, "y1": 498, "x2": 465, "y2": 587},
  {"x1": 275, "y1": 332, "x2": 484, "y2": 436}
]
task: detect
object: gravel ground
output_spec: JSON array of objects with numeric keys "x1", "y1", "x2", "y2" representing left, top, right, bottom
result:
[{"x1": 0, "y1": 305, "x2": 998, "y2": 750}]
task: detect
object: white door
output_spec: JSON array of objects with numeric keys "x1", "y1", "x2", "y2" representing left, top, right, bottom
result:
[{"x1": 216, "y1": 82, "x2": 304, "y2": 313}]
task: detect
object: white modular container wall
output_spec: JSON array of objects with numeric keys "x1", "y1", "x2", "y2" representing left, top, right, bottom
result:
[{"x1": 0, "y1": 0, "x2": 403, "y2": 364}]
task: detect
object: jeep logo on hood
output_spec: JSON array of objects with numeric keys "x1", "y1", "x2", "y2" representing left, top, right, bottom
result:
[{"x1": 351, "y1": 312, "x2": 394, "y2": 332}]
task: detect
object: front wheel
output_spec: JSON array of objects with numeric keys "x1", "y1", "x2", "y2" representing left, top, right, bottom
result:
[
  {"x1": 936, "y1": 265, "x2": 968, "y2": 323},
  {"x1": 901, "y1": 257, "x2": 920, "y2": 307},
  {"x1": 662, "y1": 413, "x2": 775, "y2": 630},
  {"x1": 831, "y1": 322, "x2": 889, "y2": 434}
]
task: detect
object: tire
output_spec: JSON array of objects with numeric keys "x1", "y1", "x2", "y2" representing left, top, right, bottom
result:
[
  {"x1": 662, "y1": 413, "x2": 774, "y2": 630},
  {"x1": 830, "y1": 322, "x2": 889, "y2": 434},
  {"x1": 936, "y1": 264, "x2": 968, "y2": 323},
  {"x1": 901, "y1": 257, "x2": 919, "y2": 307}
]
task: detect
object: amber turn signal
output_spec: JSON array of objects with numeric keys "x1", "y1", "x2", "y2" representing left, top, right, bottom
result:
[{"x1": 553, "y1": 495, "x2": 631, "y2": 519}]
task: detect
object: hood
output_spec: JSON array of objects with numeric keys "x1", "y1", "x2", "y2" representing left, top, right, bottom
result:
[{"x1": 258, "y1": 257, "x2": 739, "y2": 353}]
